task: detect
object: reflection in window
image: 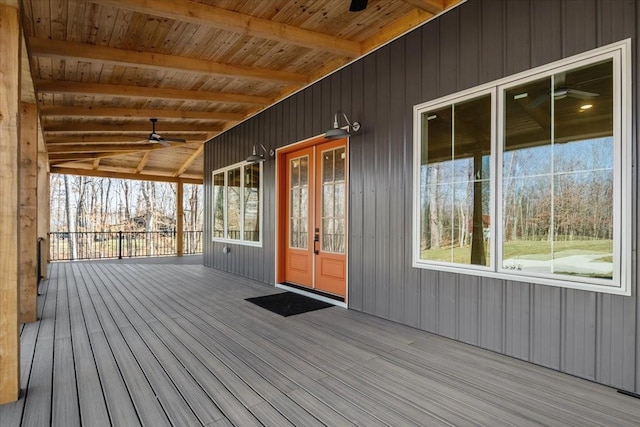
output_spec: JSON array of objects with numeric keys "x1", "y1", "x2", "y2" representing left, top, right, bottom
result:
[
  {"x1": 213, "y1": 173, "x2": 225, "y2": 238},
  {"x1": 321, "y1": 147, "x2": 346, "y2": 253},
  {"x1": 503, "y1": 59, "x2": 614, "y2": 279},
  {"x1": 227, "y1": 168, "x2": 241, "y2": 240},
  {"x1": 244, "y1": 163, "x2": 260, "y2": 241},
  {"x1": 419, "y1": 94, "x2": 492, "y2": 266},
  {"x1": 289, "y1": 156, "x2": 309, "y2": 249},
  {"x1": 212, "y1": 162, "x2": 262, "y2": 245},
  {"x1": 414, "y1": 41, "x2": 629, "y2": 293}
]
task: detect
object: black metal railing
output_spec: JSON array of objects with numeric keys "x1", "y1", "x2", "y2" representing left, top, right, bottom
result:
[{"x1": 49, "y1": 230, "x2": 203, "y2": 261}]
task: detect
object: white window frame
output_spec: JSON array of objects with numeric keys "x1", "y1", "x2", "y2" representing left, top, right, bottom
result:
[
  {"x1": 412, "y1": 39, "x2": 632, "y2": 296},
  {"x1": 212, "y1": 161, "x2": 263, "y2": 247}
]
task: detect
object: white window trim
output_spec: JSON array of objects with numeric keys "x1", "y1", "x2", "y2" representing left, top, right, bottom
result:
[
  {"x1": 412, "y1": 39, "x2": 632, "y2": 296},
  {"x1": 212, "y1": 160, "x2": 263, "y2": 247}
]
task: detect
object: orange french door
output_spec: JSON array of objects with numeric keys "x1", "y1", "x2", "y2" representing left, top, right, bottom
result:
[{"x1": 281, "y1": 139, "x2": 347, "y2": 298}]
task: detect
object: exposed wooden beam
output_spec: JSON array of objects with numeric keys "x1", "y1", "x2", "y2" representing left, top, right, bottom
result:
[
  {"x1": 174, "y1": 145, "x2": 203, "y2": 177},
  {"x1": 37, "y1": 138, "x2": 49, "y2": 279},
  {"x1": 36, "y1": 80, "x2": 272, "y2": 105},
  {"x1": 92, "y1": 0, "x2": 361, "y2": 57},
  {"x1": 29, "y1": 37, "x2": 308, "y2": 85},
  {"x1": 51, "y1": 167, "x2": 203, "y2": 184},
  {"x1": 0, "y1": 2, "x2": 20, "y2": 405},
  {"x1": 45, "y1": 134, "x2": 207, "y2": 144},
  {"x1": 399, "y1": 0, "x2": 445, "y2": 14},
  {"x1": 43, "y1": 122, "x2": 221, "y2": 133},
  {"x1": 39, "y1": 105, "x2": 245, "y2": 122},
  {"x1": 50, "y1": 151, "x2": 142, "y2": 162},
  {"x1": 135, "y1": 151, "x2": 152, "y2": 173},
  {"x1": 92, "y1": 158, "x2": 101, "y2": 169},
  {"x1": 361, "y1": 9, "x2": 433, "y2": 53},
  {"x1": 48, "y1": 143, "x2": 159, "y2": 153},
  {"x1": 19, "y1": 102, "x2": 38, "y2": 323}
]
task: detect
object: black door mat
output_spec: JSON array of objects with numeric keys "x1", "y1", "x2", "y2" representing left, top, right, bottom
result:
[{"x1": 246, "y1": 292, "x2": 333, "y2": 317}]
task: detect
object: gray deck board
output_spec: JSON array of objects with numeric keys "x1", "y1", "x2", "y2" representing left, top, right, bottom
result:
[{"x1": 2, "y1": 256, "x2": 640, "y2": 427}]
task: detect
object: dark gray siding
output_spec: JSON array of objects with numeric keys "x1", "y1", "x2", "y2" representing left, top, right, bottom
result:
[{"x1": 204, "y1": 0, "x2": 639, "y2": 393}]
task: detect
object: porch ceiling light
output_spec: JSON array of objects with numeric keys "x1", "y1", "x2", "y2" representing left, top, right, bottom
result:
[
  {"x1": 246, "y1": 143, "x2": 273, "y2": 164},
  {"x1": 325, "y1": 111, "x2": 360, "y2": 140}
]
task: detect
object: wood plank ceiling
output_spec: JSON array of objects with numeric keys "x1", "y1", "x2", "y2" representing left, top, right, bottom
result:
[{"x1": 22, "y1": 0, "x2": 465, "y2": 183}]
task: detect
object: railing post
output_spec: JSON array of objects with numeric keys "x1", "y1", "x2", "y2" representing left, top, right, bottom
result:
[{"x1": 118, "y1": 230, "x2": 123, "y2": 259}]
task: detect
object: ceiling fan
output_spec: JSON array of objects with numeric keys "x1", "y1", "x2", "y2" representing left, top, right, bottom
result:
[
  {"x1": 528, "y1": 72, "x2": 599, "y2": 108},
  {"x1": 349, "y1": 0, "x2": 368, "y2": 12},
  {"x1": 143, "y1": 118, "x2": 186, "y2": 147}
]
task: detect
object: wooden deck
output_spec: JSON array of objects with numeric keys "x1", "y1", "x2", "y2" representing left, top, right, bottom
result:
[{"x1": 1, "y1": 257, "x2": 639, "y2": 426}]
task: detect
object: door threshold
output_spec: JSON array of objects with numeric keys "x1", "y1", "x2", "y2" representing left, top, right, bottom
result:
[{"x1": 276, "y1": 283, "x2": 347, "y2": 308}]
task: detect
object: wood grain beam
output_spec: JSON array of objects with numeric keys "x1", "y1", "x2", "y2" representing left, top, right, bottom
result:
[
  {"x1": 135, "y1": 151, "x2": 152, "y2": 173},
  {"x1": 19, "y1": 102, "x2": 38, "y2": 323},
  {"x1": 51, "y1": 167, "x2": 203, "y2": 184},
  {"x1": 46, "y1": 134, "x2": 207, "y2": 144},
  {"x1": 43, "y1": 122, "x2": 222, "y2": 133},
  {"x1": 399, "y1": 0, "x2": 445, "y2": 14},
  {"x1": 50, "y1": 151, "x2": 142, "y2": 162},
  {"x1": 92, "y1": 0, "x2": 361, "y2": 57},
  {"x1": 0, "y1": 2, "x2": 20, "y2": 405},
  {"x1": 48, "y1": 143, "x2": 159, "y2": 153},
  {"x1": 29, "y1": 37, "x2": 308, "y2": 85},
  {"x1": 36, "y1": 80, "x2": 272, "y2": 105},
  {"x1": 174, "y1": 145, "x2": 203, "y2": 177},
  {"x1": 39, "y1": 105, "x2": 245, "y2": 122},
  {"x1": 361, "y1": 9, "x2": 433, "y2": 53},
  {"x1": 37, "y1": 144, "x2": 49, "y2": 279}
]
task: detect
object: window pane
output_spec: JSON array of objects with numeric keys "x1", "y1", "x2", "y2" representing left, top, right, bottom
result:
[
  {"x1": 502, "y1": 175, "x2": 552, "y2": 273},
  {"x1": 420, "y1": 94, "x2": 491, "y2": 265},
  {"x1": 502, "y1": 59, "x2": 614, "y2": 281},
  {"x1": 213, "y1": 172, "x2": 225, "y2": 238},
  {"x1": 243, "y1": 163, "x2": 260, "y2": 241},
  {"x1": 227, "y1": 168, "x2": 241, "y2": 240}
]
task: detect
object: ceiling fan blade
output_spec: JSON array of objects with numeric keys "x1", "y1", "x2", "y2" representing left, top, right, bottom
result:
[
  {"x1": 160, "y1": 136, "x2": 187, "y2": 143},
  {"x1": 157, "y1": 139, "x2": 171, "y2": 147},
  {"x1": 567, "y1": 89, "x2": 599, "y2": 99},
  {"x1": 529, "y1": 93, "x2": 549, "y2": 108}
]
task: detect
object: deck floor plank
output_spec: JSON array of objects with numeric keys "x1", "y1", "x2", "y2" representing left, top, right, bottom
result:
[
  {"x1": 2, "y1": 256, "x2": 640, "y2": 427},
  {"x1": 20, "y1": 263, "x2": 58, "y2": 427}
]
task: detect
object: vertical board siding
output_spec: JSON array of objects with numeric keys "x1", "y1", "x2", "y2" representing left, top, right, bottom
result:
[{"x1": 204, "y1": 0, "x2": 638, "y2": 393}]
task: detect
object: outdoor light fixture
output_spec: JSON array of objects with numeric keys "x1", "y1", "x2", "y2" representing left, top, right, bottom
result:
[
  {"x1": 325, "y1": 111, "x2": 361, "y2": 140},
  {"x1": 246, "y1": 144, "x2": 274, "y2": 164}
]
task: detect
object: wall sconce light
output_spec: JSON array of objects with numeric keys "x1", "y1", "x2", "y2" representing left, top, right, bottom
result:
[
  {"x1": 246, "y1": 144, "x2": 274, "y2": 164},
  {"x1": 324, "y1": 111, "x2": 361, "y2": 140}
]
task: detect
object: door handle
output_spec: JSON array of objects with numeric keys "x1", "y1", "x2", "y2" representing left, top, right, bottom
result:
[{"x1": 313, "y1": 233, "x2": 319, "y2": 255}]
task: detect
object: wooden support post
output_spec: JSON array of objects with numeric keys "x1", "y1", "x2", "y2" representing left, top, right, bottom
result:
[
  {"x1": 19, "y1": 102, "x2": 38, "y2": 323},
  {"x1": 176, "y1": 181, "x2": 184, "y2": 256},
  {"x1": 0, "y1": 2, "x2": 22, "y2": 405},
  {"x1": 38, "y1": 127, "x2": 50, "y2": 279}
]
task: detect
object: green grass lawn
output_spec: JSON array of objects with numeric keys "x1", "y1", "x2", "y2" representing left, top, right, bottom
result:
[{"x1": 421, "y1": 239, "x2": 613, "y2": 265}]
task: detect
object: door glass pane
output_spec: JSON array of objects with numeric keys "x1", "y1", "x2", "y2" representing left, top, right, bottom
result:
[
  {"x1": 290, "y1": 156, "x2": 308, "y2": 249},
  {"x1": 227, "y1": 168, "x2": 241, "y2": 240},
  {"x1": 321, "y1": 147, "x2": 345, "y2": 253}
]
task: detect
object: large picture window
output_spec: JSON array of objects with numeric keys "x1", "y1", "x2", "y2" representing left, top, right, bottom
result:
[
  {"x1": 212, "y1": 161, "x2": 262, "y2": 245},
  {"x1": 413, "y1": 40, "x2": 631, "y2": 295}
]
